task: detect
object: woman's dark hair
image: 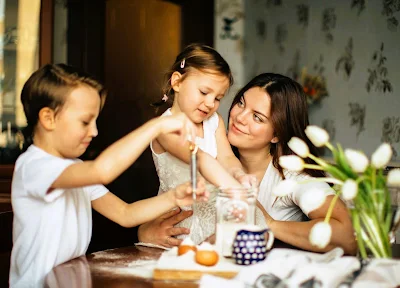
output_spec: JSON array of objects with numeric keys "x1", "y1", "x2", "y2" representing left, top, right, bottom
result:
[
  {"x1": 228, "y1": 73, "x2": 325, "y2": 179},
  {"x1": 152, "y1": 43, "x2": 233, "y2": 108},
  {"x1": 20, "y1": 63, "x2": 107, "y2": 146}
]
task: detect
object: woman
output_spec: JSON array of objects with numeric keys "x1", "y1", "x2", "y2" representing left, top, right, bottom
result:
[
  {"x1": 138, "y1": 73, "x2": 357, "y2": 254},
  {"x1": 226, "y1": 73, "x2": 356, "y2": 254}
]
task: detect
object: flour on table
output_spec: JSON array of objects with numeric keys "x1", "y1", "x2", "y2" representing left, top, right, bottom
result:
[{"x1": 92, "y1": 259, "x2": 157, "y2": 279}]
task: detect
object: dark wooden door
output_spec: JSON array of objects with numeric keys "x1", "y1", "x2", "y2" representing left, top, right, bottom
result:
[
  {"x1": 66, "y1": 0, "x2": 214, "y2": 253},
  {"x1": 88, "y1": 0, "x2": 182, "y2": 252}
]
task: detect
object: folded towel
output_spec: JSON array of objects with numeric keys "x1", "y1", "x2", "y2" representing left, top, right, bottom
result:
[{"x1": 351, "y1": 258, "x2": 400, "y2": 288}]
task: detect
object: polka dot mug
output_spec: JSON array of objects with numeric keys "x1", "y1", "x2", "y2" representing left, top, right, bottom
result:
[{"x1": 232, "y1": 225, "x2": 274, "y2": 265}]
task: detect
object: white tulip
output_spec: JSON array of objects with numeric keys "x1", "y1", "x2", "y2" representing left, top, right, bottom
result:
[
  {"x1": 299, "y1": 188, "x2": 327, "y2": 213},
  {"x1": 342, "y1": 179, "x2": 358, "y2": 200},
  {"x1": 387, "y1": 169, "x2": 400, "y2": 187},
  {"x1": 371, "y1": 143, "x2": 392, "y2": 169},
  {"x1": 288, "y1": 137, "x2": 310, "y2": 158},
  {"x1": 309, "y1": 222, "x2": 332, "y2": 249},
  {"x1": 273, "y1": 179, "x2": 298, "y2": 197},
  {"x1": 344, "y1": 149, "x2": 369, "y2": 173},
  {"x1": 279, "y1": 155, "x2": 305, "y2": 172},
  {"x1": 305, "y1": 126, "x2": 330, "y2": 147}
]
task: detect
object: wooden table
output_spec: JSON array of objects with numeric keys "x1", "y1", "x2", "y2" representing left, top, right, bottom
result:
[
  {"x1": 45, "y1": 240, "x2": 299, "y2": 288},
  {"x1": 45, "y1": 242, "x2": 400, "y2": 288}
]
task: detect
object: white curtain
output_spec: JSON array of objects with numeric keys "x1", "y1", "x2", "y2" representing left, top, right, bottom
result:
[{"x1": 15, "y1": 0, "x2": 40, "y2": 127}]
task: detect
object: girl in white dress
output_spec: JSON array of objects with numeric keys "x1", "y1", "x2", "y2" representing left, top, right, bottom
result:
[
  {"x1": 227, "y1": 73, "x2": 357, "y2": 254},
  {"x1": 150, "y1": 44, "x2": 267, "y2": 245}
]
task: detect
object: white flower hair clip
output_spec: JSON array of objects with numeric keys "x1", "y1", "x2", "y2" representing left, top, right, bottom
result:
[
  {"x1": 180, "y1": 59, "x2": 185, "y2": 69},
  {"x1": 162, "y1": 94, "x2": 168, "y2": 102}
]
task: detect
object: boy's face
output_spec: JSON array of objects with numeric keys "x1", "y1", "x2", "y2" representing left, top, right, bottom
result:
[
  {"x1": 172, "y1": 69, "x2": 230, "y2": 124},
  {"x1": 53, "y1": 85, "x2": 101, "y2": 159}
]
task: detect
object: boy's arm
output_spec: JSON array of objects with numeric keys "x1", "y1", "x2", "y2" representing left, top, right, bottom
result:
[
  {"x1": 92, "y1": 181, "x2": 208, "y2": 228},
  {"x1": 51, "y1": 114, "x2": 194, "y2": 190},
  {"x1": 92, "y1": 191, "x2": 178, "y2": 228}
]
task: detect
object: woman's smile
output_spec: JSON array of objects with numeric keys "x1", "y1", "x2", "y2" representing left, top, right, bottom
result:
[{"x1": 230, "y1": 122, "x2": 248, "y2": 135}]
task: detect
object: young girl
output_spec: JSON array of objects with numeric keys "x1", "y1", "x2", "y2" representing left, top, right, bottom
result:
[
  {"x1": 149, "y1": 44, "x2": 265, "y2": 245},
  {"x1": 9, "y1": 64, "x2": 208, "y2": 288}
]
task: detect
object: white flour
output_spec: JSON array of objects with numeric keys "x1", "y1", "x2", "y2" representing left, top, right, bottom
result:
[
  {"x1": 92, "y1": 259, "x2": 157, "y2": 279},
  {"x1": 91, "y1": 249, "x2": 158, "y2": 279},
  {"x1": 90, "y1": 246, "x2": 241, "y2": 279}
]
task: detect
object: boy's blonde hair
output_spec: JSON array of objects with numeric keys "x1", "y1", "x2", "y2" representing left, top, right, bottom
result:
[{"x1": 21, "y1": 64, "x2": 107, "y2": 143}]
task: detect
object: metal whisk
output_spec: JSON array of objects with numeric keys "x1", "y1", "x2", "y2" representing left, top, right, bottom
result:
[{"x1": 189, "y1": 142, "x2": 204, "y2": 243}]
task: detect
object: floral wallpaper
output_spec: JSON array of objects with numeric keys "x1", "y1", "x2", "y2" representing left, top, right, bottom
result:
[
  {"x1": 214, "y1": 0, "x2": 245, "y2": 125},
  {"x1": 239, "y1": 0, "x2": 400, "y2": 163}
]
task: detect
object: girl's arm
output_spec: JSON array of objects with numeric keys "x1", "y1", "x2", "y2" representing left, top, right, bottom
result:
[
  {"x1": 214, "y1": 115, "x2": 255, "y2": 185},
  {"x1": 92, "y1": 181, "x2": 207, "y2": 228},
  {"x1": 155, "y1": 121, "x2": 241, "y2": 188},
  {"x1": 51, "y1": 113, "x2": 195, "y2": 190},
  {"x1": 264, "y1": 196, "x2": 357, "y2": 255}
]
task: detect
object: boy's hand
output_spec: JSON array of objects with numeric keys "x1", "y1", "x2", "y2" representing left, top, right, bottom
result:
[
  {"x1": 172, "y1": 178, "x2": 209, "y2": 207},
  {"x1": 159, "y1": 112, "x2": 196, "y2": 145}
]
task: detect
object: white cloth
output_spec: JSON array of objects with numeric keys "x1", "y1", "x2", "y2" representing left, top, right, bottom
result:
[
  {"x1": 9, "y1": 145, "x2": 108, "y2": 288},
  {"x1": 351, "y1": 259, "x2": 400, "y2": 288},
  {"x1": 200, "y1": 247, "x2": 362, "y2": 288},
  {"x1": 151, "y1": 109, "x2": 267, "y2": 244},
  {"x1": 258, "y1": 163, "x2": 335, "y2": 221},
  {"x1": 200, "y1": 248, "x2": 400, "y2": 288}
]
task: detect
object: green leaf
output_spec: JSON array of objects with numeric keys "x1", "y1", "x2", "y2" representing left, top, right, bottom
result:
[
  {"x1": 335, "y1": 144, "x2": 358, "y2": 178},
  {"x1": 323, "y1": 163, "x2": 349, "y2": 181}
]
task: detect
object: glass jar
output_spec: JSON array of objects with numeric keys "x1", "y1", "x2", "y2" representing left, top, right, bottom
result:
[{"x1": 215, "y1": 187, "x2": 257, "y2": 257}]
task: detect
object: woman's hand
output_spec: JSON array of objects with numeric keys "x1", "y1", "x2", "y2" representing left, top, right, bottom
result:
[
  {"x1": 137, "y1": 208, "x2": 193, "y2": 248},
  {"x1": 256, "y1": 200, "x2": 274, "y2": 227}
]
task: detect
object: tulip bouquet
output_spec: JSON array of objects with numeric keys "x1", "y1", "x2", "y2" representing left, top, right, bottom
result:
[{"x1": 276, "y1": 125, "x2": 400, "y2": 259}]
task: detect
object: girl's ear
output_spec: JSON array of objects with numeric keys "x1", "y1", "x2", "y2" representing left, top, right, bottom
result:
[
  {"x1": 171, "y1": 71, "x2": 182, "y2": 93},
  {"x1": 38, "y1": 107, "x2": 56, "y2": 131},
  {"x1": 271, "y1": 136, "x2": 279, "y2": 144}
]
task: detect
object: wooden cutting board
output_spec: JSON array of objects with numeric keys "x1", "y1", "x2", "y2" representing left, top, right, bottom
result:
[
  {"x1": 153, "y1": 268, "x2": 238, "y2": 281},
  {"x1": 153, "y1": 247, "x2": 241, "y2": 281}
]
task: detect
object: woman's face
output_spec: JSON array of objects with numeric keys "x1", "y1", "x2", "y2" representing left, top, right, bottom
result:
[{"x1": 228, "y1": 86, "x2": 278, "y2": 151}]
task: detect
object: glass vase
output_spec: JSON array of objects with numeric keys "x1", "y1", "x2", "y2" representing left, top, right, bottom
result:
[{"x1": 348, "y1": 187, "x2": 400, "y2": 259}]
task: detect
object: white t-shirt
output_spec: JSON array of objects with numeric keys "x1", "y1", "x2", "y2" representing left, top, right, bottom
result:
[
  {"x1": 9, "y1": 145, "x2": 108, "y2": 287},
  {"x1": 258, "y1": 162, "x2": 335, "y2": 221}
]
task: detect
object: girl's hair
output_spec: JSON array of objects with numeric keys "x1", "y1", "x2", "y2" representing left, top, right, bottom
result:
[
  {"x1": 228, "y1": 73, "x2": 325, "y2": 179},
  {"x1": 21, "y1": 63, "x2": 107, "y2": 145},
  {"x1": 153, "y1": 43, "x2": 233, "y2": 107}
]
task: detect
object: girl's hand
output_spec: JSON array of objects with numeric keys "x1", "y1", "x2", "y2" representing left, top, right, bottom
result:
[
  {"x1": 159, "y1": 112, "x2": 196, "y2": 145},
  {"x1": 232, "y1": 168, "x2": 258, "y2": 188},
  {"x1": 171, "y1": 178, "x2": 209, "y2": 207}
]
